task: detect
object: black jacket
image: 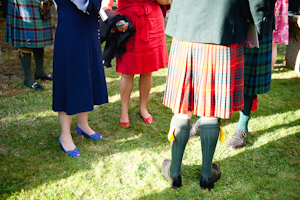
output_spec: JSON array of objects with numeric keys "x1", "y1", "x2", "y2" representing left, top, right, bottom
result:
[{"x1": 100, "y1": 9, "x2": 136, "y2": 68}]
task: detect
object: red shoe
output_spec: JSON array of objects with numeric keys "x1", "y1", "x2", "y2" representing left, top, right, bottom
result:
[
  {"x1": 140, "y1": 114, "x2": 153, "y2": 124},
  {"x1": 120, "y1": 121, "x2": 130, "y2": 127}
]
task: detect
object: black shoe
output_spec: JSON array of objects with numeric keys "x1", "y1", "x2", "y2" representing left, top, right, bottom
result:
[
  {"x1": 161, "y1": 159, "x2": 182, "y2": 188},
  {"x1": 190, "y1": 119, "x2": 201, "y2": 138},
  {"x1": 228, "y1": 129, "x2": 247, "y2": 150},
  {"x1": 35, "y1": 73, "x2": 53, "y2": 80},
  {"x1": 200, "y1": 163, "x2": 221, "y2": 190},
  {"x1": 25, "y1": 81, "x2": 44, "y2": 90}
]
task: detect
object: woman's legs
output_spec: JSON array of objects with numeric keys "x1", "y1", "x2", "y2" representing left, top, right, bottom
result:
[
  {"x1": 139, "y1": 73, "x2": 152, "y2": 119},
  {"x1": 272, "y1": 42, "x2": 277, "y2": 69},
  {"x1": 58, "y1": 111, "x2": 77, "y2": 151},
  {"x1": 77, "y1": 112, "x2": 95, "y2": 135},
  {"x1": 119, "y1": 73, "x2": 134, "y2": 123}
]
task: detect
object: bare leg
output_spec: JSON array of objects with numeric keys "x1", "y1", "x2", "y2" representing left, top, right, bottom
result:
[
  {"x1": 59, "y1": 111, "x2": 77, "y2": 151},
  {"x1": 139, "y1": 73, "x2": 152, "y2": 119},
  {"x1": 77, "y1": 112, "x2": 95, "y2": 135},
  {"x1": 272, "y1": 42, "x2": 277, "y2": 70},
  {"x1": 119, "y1": 73, "x2": 134, "y2": 123}
]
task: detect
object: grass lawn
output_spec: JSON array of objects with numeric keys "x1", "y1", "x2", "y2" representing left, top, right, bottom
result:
[{"x1": 0, "y1": 16, "x2": 300, "y2": 200}]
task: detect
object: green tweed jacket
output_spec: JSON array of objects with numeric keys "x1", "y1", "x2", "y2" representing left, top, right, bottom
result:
[{"x1": 165, "y1": 0, "x2": 272, "y2": 45}]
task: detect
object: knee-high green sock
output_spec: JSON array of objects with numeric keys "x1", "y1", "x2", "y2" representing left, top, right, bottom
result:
[
  {"x1": 19, "y1": 51, "x2": 34, "y2": 86},
  {"x1": 33, "y1": 48, "x2": 45, "y2": 76},
  {"x1": 169, "y1": 117, "x2": 190, "y2": 177},
  {"x1": 236, "y1": 95, "x2": 257, "y2": 132},
  {"x1": 200, "y1": 118, "x2": 220, "y2": 178}
]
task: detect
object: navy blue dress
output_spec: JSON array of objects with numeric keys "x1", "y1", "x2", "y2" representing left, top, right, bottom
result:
[{"x1": 52, "y1": 0, "x2": 108, "y2": 115}]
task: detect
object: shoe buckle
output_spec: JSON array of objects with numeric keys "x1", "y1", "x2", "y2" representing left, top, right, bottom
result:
[{"x1": 31, "y1": 82, "x2": 37, "y2": 89}]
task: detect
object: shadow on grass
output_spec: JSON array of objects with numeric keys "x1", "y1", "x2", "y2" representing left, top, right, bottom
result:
[
  {"x1": 222, "y1": 75, "x2": 300, "y2": 127},
  {"x1": 0, "y1": 85, "x2": 299, "y2": 199},
  {"x1": 246, "y1": 118, "x2": 300, "y2": 146},
  {"x1": 1, "y1": 68, "x2": 299, "y2": 198},
  {"x1": 134, "y1": 132, "x2": 300, "y2": 200},
  {"x1": 0, "y1": 87, "x2": 173, "y2": 198},
  {"x1": 0, "y1": 32, "x2": 299, "y2": 198}
]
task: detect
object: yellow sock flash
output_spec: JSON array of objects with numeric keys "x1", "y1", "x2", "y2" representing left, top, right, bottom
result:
[
  {"x1": 219, "y1": 126, "x2": 227, "y2": 142},
  {"x1": 167, "y1": 127, "x2": 175, "y2": 142}
]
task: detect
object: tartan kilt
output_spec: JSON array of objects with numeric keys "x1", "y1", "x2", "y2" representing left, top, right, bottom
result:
[
  {"x1": 5, "y1": 0, "x2": 54, "y2": 48},
  {"x1": 244, "y1": 33, "x2": 272, "y2": 96},
  {"x1": 163, "y1": 38, "x2": 244, "y2": 119}
]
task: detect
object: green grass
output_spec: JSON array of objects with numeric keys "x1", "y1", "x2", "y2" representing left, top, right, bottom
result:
[{"x1": 1, "y1": 17, "x2": 300, "y2": 199}]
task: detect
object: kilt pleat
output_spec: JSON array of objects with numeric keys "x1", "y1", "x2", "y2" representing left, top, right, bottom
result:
[
  {"x1": 163, "y1": 38, "x2": 244, "y2": 119},
  {"x1": 5, "y1": 0, "x2": 54, "y2": 48},
  {"x1": 244, "y1": 33, "x2": 272, "y2": 96}
]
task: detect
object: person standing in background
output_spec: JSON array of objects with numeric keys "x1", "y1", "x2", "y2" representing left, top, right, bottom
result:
[
  {"x1": 6, "y1": 0, "x2": 54, "y2": 90},
  {"x1": 229, "y1": 0, "x2": 277, "y2": 150},
  {"x1": 52, "y1": 0, "x2": 108, "y2": 157},
  {"x1": 272, "y1": 0, "x2": 289, "y2": 69},
  {"x1": 1, "y1": 0, "x2": 8, "y2": 18},
  {"x1": 161, "y1": 0, "x2": 271, "y2": 190},
  {"x1": 101, "y1": 0, "x2": 169, "y2": 127}
]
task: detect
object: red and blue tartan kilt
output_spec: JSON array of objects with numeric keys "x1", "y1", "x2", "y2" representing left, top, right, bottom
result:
[
  {"x1": 244, "y1": 33, "x2": 273, "y2": 96},
  {"x1": 163, "y1": 38, "x2": 244, "y2": 119},
  {"x1": 5, "y1": 0, "x2": 54, "y2": 48}
]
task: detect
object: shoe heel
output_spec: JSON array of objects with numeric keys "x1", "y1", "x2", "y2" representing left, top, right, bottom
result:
[
  {"x1": 201, "y1": 183, "x2": 214, "y2": 191},
  {"x1": 75, "y1": 125, "x2": 103, "y2": 141}
]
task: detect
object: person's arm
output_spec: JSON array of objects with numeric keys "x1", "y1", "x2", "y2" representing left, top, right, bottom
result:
[
  {"x1": 100, "y1": 0, "x2": 128, "y2": 32},
  {"x1": 70, "y1": 0, "x2": 102, "y2": 14},
  {"x1": 101, "y1": 0, "x2": 114, "y2": 10},
  {"x1": 248, "y1": 0, "x2": 271, "y2": 39},
  {"x1": 156, "y1": 0, "x2": 171, "y2": 5}
]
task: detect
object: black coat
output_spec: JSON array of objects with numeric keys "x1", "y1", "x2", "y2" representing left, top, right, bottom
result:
[{"x1": 100, "y1": 9, "x2": 136, "y2": 68}]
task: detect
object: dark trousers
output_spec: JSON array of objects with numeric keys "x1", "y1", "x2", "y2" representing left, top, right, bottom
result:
[{"x1": 1, "y1": 0, "x2": 8, "y2": 18}]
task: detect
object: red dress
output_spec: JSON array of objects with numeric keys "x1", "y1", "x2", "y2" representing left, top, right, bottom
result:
[{"x1": 116, "y1": 0, "x2": 168, "y2": 74}]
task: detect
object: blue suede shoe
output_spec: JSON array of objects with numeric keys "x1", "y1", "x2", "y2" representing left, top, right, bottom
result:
[
  {"x1": 76, "y1": 125, "x2": 103, "y2": 141},
  {"x1": 58, "y1": 136, "x2": 80, "y2": 157}
]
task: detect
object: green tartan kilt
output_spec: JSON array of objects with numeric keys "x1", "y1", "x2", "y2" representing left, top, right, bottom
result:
[
  {"x1": 5, "y1": 0, "x2": 54, "y2": 48},
  {"x1": 243, "y1": 33, "x2": 273, "y2": 96}
]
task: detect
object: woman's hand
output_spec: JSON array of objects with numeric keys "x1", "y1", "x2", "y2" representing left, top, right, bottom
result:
[
  {"x1": 115, "y1": 20, "x2": 129, "y2": 32},
  {"x1": 156, "y1": 0, "x2": 171, "y2": 5}
]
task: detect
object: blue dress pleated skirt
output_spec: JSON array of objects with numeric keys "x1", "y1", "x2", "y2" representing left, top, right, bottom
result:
[{"x1": 52, "y1": 0, "x2": 108, "y2": 115}]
